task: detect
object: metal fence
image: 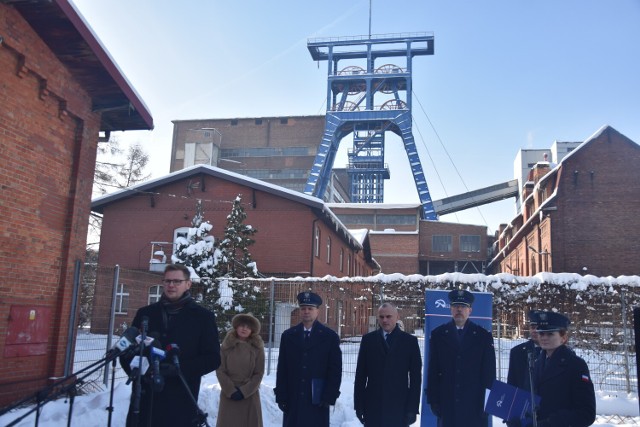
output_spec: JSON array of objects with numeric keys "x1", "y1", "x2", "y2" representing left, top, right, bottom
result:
[{"x1": 77, "y1": 268, "x2": 640, "y2": 422}]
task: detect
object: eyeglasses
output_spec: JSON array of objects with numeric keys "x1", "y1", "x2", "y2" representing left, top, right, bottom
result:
[{"x1": 162, "y1": 279, "x2": 187, "y2": 285}]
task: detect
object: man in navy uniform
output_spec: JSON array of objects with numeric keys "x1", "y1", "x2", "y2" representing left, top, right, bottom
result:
[
  {"x1": 354, "y1": 302, "x2": 422, "y2": 426},
  {"x1": 507, "y1": 310, "x2": 541, "y2": 391},
  {"x1": 275, "y1": 291, "x2": 342, "y2": 427},
  {"x1": 426, "y1": 289, "x2": 496, "y2": 427}
]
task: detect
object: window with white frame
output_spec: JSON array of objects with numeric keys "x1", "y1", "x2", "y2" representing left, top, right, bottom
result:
[
  {"x1": 148, "y1": 285, "x2": 163, "y2": 305},
  {"x1": 339, "y1": 249, "x2": 344, "y2": 272},
  {"x1": 314, "y1": 226, "x2": 321, "y2": 257},
  {"x1": 174, "y1": 227, "x2": 189, "y2": 255},
  {"x1": 460, "y1": 235, "x2": 481, "y2": 252},
  {"x1": 326, "y1": 237, "x2": 331, "y2": 264},
  {"x1": 115, "y1": 283, "x2": 129, "y2": 314},
  {"x1": 432, "y1": 235, "x2": 452, "y2": 252}
]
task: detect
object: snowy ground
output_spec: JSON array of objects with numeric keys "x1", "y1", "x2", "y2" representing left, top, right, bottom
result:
[
  {"x1": 0, "y1": 372, "x2": 638, "y2": 427},
  {"x1": 1, "y1": 334, "x2": 639, "y2": 426}
]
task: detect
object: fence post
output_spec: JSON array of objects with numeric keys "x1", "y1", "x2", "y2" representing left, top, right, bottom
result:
[
  {"x1": 103, "y1": 265, "x2": 120, "y2": 385},
  {"x1": 621, "y1": 289, "x2": 631, "y2": 394},
  {"x1": 496, "y1": 316, "x2": 502, "y2": 381},
  {"x1": 266, "y1": 279, "x2": 275, "y2": 375}
]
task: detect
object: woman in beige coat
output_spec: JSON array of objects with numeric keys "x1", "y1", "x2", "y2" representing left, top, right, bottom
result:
[{"x1": 216, "y1": 313, "x2": 264, "y2": 427}]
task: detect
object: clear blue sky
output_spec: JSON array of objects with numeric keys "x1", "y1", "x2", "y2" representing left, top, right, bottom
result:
[{"x1": 72, "y1": 0, "x2": 640, "y2": 234}]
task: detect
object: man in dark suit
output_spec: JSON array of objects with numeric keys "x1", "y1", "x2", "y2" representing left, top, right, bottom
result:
[
  {"x1": 426, "y1": 289, "x2": 496, "y2": 427},
  {"x1": 274, "y1": 291, "x2": 342, "y2": 427},
  {"x1": 120, "y1": 264, "x2": 220, "y2": 427},
  {"x1": 507, "y1": 310, "x2": 541, "y2": 391},
  {"x1": 354, "y1": 303, "x2": 422, "y2": 427}
]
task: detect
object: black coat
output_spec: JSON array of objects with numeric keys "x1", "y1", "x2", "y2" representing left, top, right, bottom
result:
[
  {"x1": 354, "y1": 326, "x2": 422, "y2": 427},
  {"x1": 274, "y1": 320, "x2": 342, "y2": 427},
  {"x1": 426, "y1": 320, "x2": 495, "y2": 427},
  {"x1": 507, "y1": 339, "x2": 540, "y2": 391},
  {"x1": 120, "y1": 299, "x2": 221, "y2": 427},
  {"x1": 534, "y1": 345, "x2": 596, "y2": 427}
]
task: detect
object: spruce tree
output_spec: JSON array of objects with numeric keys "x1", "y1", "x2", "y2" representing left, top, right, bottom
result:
[
  {"x1": 219, "y1": 195, "x2": 258, "y2": 278},
  {"x1": 171, "y1": 199, "x2": 223, "y2": 306}
]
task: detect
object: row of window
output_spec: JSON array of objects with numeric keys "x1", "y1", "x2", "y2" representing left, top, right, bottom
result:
[
  {"x1": 313, "y1": 226, "x2": 366, "y2": 275},
  {"x1": 220, "y1": 147, "x2": 309, "y2": 158},
  {"x1": 114, "y1": 284, "x2": 163, "y2": 314},
  {"x1": 432, "y1": 235, "x2": 481, "y2": 253},
  {"x1": 337, "y1": 214, "x2": 417, "y2": 226},
  {"x1": 229, "y1": 118, "x2": 290, "y2": 126},
  {"x1": 243, "y1": 169, "x2": 308, "y2": 180}
]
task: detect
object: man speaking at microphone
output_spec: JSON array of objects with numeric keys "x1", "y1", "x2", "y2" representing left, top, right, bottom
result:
[{"x1": 120, "y1": 264, "x2": 221, "y2": 427}]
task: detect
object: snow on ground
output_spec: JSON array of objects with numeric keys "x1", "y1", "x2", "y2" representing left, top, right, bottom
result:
[{"x1": 1, "y1": 371, "x2": 638, "y2": 426}]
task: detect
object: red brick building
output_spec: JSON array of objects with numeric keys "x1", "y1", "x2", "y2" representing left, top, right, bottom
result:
[
  {"x1": 489, "y1": 126, "x2": 640, "y2": 276},
  {"x1": 90, "y1": 165, "x2": 377, "y2": 332},
  {"x1": 328, "y1": 203, "x2": 489, "y2": 275},
  {"x1": 0, "y1": 1, "x2": 152, "y2": 406}
]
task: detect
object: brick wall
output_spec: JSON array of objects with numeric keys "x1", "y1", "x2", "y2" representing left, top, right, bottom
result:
[{"x1": 0, "y1": 5, "x2": 100, "y2": 406}]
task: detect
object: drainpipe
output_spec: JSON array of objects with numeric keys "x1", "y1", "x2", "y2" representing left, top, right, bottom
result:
[{"x1": 310, "y1": 218, "x2": 319, "y2": 276}]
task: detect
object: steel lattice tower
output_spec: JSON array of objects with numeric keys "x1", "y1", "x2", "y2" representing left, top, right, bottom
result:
[{"x1": 303, "y1": 33, "x2": 437, "y2": 220}]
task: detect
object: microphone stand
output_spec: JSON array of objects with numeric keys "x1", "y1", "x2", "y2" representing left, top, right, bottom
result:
[
  {"x1": 106, "y1": 357, "x2": 118, "y2": 427},
  {"x1": 527, "y1": 350, "x2": 538, "y2": 427},
  {"x1": 167, "y1": 346, "x2": 210, "y2": 427},
  {"x1": 3, "y1": 348, "x2": 129, "y2": 427},
  {"x1": 131, "y1": 317, "x2": 149, "y2": 427}
]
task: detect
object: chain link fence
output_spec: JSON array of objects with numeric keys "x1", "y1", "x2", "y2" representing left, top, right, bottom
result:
[{"x1": 77, "y1": 267, "x2": 640, "y2": 423}]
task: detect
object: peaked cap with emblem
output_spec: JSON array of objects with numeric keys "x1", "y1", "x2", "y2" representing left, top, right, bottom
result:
[
  {"x1": 297, "y1": 291, "x2": 322, "y2": 308},
  {"x1": 536, "y1": 311, "x2": 570, "y2": 332},
  {"x1": 448, "y1": 289, "x2": 474, "y2": 307}
]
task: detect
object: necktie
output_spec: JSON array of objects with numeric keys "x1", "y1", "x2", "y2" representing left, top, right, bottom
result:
[{"x1": 304, "y1": 330, "x2": 310, "y2": 342}]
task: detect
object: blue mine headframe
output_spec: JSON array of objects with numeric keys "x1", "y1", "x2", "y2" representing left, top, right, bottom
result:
[{"x1": 304, "y1": 33, "x2": 437, "y2": 220}]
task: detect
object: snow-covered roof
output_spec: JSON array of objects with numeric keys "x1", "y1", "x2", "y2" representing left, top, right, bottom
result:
[
  {"x1": 91, "y1": 164, "x2": 363, "y2": 250},
  {"x1": 326, "y1": 203, "x2": 421, "y2": 210}
]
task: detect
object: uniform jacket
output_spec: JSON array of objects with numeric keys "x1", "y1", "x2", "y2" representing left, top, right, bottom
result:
[
  {"x1": 274, "y1": 320, "x2": 342, "y2": 427},
  {"x1": 216, "y1": 330, "x2": 265, "y2": 427},
  {"x1": 354, "y1": 325, "x2": 422, "y2": 427},
  {"x1": 534, "y1": 344, "x2": 596, "y2": 427},
  {"x1": 507, "y1": 339, "x2": 539, "y2": 391},
  {"x1": 120, "y1": 298, "x2": 221, "y2": 427},
  {"x1": 426, "y1": 319, "x2": 495, "y2": 427}
]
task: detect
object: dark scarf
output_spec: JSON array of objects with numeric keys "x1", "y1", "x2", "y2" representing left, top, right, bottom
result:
[{"x1": 160, "y1": 291, "x2": 193, "y2": 315}]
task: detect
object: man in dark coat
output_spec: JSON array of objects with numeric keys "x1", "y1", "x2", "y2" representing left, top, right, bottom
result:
[
  {"x1": 354, "y1": 303, "x2": 422, "y2": 427},
  {"x1": 120, "y1": 264, "x2": 221, "y2": 427},
  {"x1": 274, "y1": 291, "x2": 342, "y2": 427},
  {"x1": 507, "y1": 310, "x2": 541, "y2": 392},
  {"x1": 426, "y1": 289, "x2": 495, "y2": 427}
]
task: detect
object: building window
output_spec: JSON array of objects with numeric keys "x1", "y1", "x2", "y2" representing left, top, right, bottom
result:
[
  {"x1": 339, "y1": 249, "x2": 344, "y2": 272},
  {"x1": 280, "y1": 118, "x2": 288, "y2": 124},
  {"x1": 231, "y1": 119, "x2": 238, "y2": 126},
  {"x1": 115, "y1": 283, "x2": 129, "y2": 314},
  {"x1": 432, "y1": 235, "x2": 452, "y2": 252},
  {"x1": 377, "y1": 214, "x2": 417, "y2": 226},
  {"x1": 347, "y1": 254, "x2": 352, "y2": 275},
  {"x1": 336, "y1": 214, "x2": 374, "y2": 225},
  {"x1": 255, "y1": 118, "x2": 263, "y2": 125},
  {"x1": 148, "y1": 285, "x2": 163, "y2": 305},
  {"x1": 460, "y1": 235, "x2": 481, "y2": 252},
  {"x1": 326, "y1": 237, "x2": 331, "y2": 264},
  {"x1": 174, "y1": 227, "x2": 189, "y2": 254},
  {"x1": 315, "y1": 226, "x2": 320, "y2": 257}
]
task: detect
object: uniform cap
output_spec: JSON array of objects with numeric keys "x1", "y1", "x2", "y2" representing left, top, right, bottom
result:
[
  {"x1": 297, "y1": 291, "x2": 322, "y2": 308},
  {"x1": 448, "y1": 289, "x2": 474, "y2": 307},
  {"x1": 536, "y1": 311, "x2": 570, "y2": 332}
]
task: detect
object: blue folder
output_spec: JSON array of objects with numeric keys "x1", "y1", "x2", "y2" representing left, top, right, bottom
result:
[{"x1": 485, "y1": 380, "x2": 541, "y2": 426}]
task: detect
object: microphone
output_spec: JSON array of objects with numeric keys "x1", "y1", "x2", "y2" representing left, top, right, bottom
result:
[
  {"x1": 148, "y1": 334, "x2": 166, "y2": 392},
  {"x1": 108, "y1": 326, "x2": 139, "y2": 357},
  {"x1": 125, "y1": 332, "x2": 157, "y2": 384},
  {"x1": 165, "y1": 344, "x2": 181, "y2": 371},
  {"x1": 140, "y1": 316, "x2": 149, "y2": 340}
]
